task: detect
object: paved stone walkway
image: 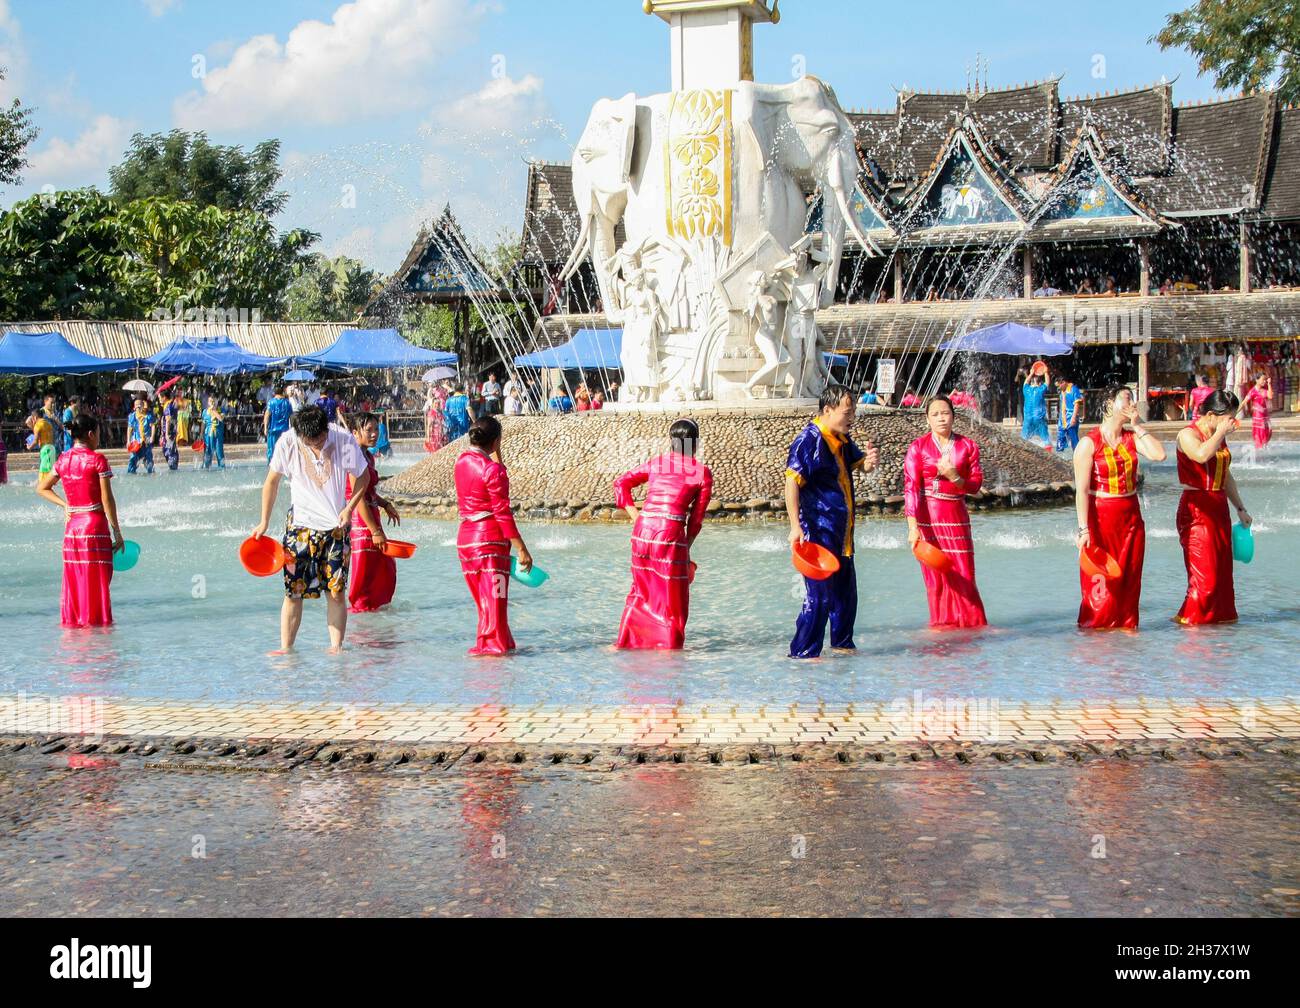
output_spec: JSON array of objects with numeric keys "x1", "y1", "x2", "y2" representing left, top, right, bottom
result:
[{"x1": 1, "y1": 693, "x2": 1296, "y2": 747}]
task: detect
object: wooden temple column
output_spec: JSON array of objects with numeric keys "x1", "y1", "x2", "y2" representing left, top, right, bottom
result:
[
  {"x1": 1240, "y1": 216, "x2": 1252, "y2": 293},
  {"x1": 893, "y1": 251, "x2": 906, "y2": 303},
  {"x1": 1136, "y1": 343, "x2": 1150, "y2": 421},
  {"x1": 1022, "y1": 246, "x2": 1034, "y2": 299},
  {"x1": 1138, "y1": 238, "x2": 1151, "y2": 296}
]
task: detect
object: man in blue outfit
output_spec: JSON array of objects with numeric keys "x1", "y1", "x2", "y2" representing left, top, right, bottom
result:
[
  {"x1": 784, "y1": 384, "x2": 879, "y2": 659},
  {"x1": 263, "y1": 386, "x2": 293, "y2": 463},
  {"x1": 1054, "y1": 374, "x2": 1083, "y2": 452}
]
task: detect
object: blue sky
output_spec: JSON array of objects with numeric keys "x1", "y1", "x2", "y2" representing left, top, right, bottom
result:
[{"x1": 0, "y1": 0, "x2": 1232, "y2": 272}]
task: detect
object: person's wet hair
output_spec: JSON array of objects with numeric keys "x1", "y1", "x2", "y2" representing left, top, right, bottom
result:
[
  {"x1": 468, "y1": 416, "x2": 502, "y2": 449},
  {"x1": 669, "y1": 418, "x2": 699, "y2": 457},
  {"x1": 819, "y1": 384, "x2": 854, "y2": 412},
  {"x1": 69, "y1": 413, "x2": 99, "y2": 442},
  {"x1": 351, "y1": 410, "x2": 377, "y2": 431},
  {"x1": 291, "y1": 404, "x2": 329, "y2": 439},
  {"x1": 1202, "y1": 391, "x2": 1240, "y2": 416},
  {"x1": 925, "y1": 395, "x2": 954, "y2": 415}
]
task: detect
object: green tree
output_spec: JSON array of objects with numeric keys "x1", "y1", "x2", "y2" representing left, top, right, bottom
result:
[
  {"x1": 0, "y1": 66, "x2": 38, "y2": 187},
  {"x1": 114, "y1": 197, "x2": 318, "y2": 318},
  {"x1": 0, "y1": 189, "x2": 318, "y2": 320},
  {"x1": 1155, "y1": 1, "x2": 1300, "y2": 104},
  {"x1": 0, "y1": 190, "x2": 133, "y2": 319},
  {"x1": 400, "y1": 303, "x2": 456, "y2": 351},
  {"x1": 286, "y1": 253, "x2": 381, "y2": 321},
  {"x1": 108, "y1": 130, "x2": 289, "y2": 215}
]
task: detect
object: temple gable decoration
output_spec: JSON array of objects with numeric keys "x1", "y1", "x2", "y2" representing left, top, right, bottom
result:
[{"x1": 901, "y1": 117, "x2": 1028, "y2": 231}]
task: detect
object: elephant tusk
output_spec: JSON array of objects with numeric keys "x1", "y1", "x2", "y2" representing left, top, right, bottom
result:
[
  {"x1": 559, "y1": 211, "x2": 593, "y2": 282},
  {"x1": 833, "y1": 181, "x2": 882, "y2": 257}
]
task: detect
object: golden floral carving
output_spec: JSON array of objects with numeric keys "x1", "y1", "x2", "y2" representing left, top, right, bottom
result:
[{"x1": 664, "y1": 89, "x2": 732, "y2": 245}]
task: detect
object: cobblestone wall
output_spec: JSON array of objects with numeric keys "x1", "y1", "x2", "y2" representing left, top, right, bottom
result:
[{"x1": 383, "y1": 407, "x2": 1075, "y2": 521}]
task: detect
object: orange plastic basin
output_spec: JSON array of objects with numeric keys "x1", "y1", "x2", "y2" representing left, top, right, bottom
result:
[
  {"x1": 1079, "y1": 543, "x2": 1122, "y2": 580},
  {"x1": 239, "y1": 536, "x2": 289, "y2": 577},
  {"x1": 912, "y1": 540, "x2": 953, "y2": 572},
  {"x1": 792, "y1": 541, "x2": 840, "y2": 580},
  {"x1": 380, "y1": 539, "x2": 418, "y2": 559}
]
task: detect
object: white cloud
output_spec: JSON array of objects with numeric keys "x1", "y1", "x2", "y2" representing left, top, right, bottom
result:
[
  {"x1": 429, "y1": 73, "x2": 546, "y2": 135},
  {"x1": 173, "y1": 0, "x2": 486, "y2": 130},
  {"x1": 26, "y1": 115, "x2": 133, "y2": 187},
  {"x1": 142, "y1": 0, "x2": 179, "y2": 16}
]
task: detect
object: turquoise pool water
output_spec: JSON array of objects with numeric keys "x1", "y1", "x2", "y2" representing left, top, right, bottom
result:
[{"x1": 2, "y1": 443, "x2": 1298, "y2": 707}]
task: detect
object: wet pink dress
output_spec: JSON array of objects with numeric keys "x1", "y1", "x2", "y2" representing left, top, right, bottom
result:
[
  {"x1": 55, "y1": 445, "x2": 114, "y2": 627},
  {"x1": 347, "y1": 449, "x2": 396, "y2": 613},
  {"x1": 904, "y1": 433, "x2": 988, "y2": 629},
  {"x1": 454, "y1": 448, "x2": 520, "y2": 655},
  {"x1": 613, "y1": 452, "x2": 713, "y2": 649},
  {"x1": 1243, "y1": 386, "x2": 1272, "y2": 449}
]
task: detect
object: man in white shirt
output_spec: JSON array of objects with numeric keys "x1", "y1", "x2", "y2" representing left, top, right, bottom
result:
[{"x1": 252, "y1": 405, "x2": 370, "y2": 654}]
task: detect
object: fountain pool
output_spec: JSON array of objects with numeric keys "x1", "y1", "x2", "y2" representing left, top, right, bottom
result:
[{"x1": 1, "y1": 444, "x2": 1297, "y2": 708}]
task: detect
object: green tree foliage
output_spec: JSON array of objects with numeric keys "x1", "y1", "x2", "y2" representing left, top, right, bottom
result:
[
  {"x1": 108, "y1": 130, "x2": 289, "y2": 215},
  {"x1": 1155, "y1": 1, "x2": 1300, "y2": 104},
  {"x1": 0, "y1": 190, "x2": 318, "y2": 320},
  {"x1": 0, "y1": 66, "x2": 38, "y2": 187},
  {"x1": 400, "y1": 303, "x2": 456, "y2": 351},
  {"x1": 0, "y1": 190, "x2": 134, "y2": 319},
  {"x1": 286, "y1": 253, "x2": 381, "y2": 321}
]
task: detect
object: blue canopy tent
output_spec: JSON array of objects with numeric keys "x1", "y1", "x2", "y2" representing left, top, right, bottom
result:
[
  {"x1": 299, "y1": 328, "x2": 457, "y2": 371},
  {"x1": 144, "y1": 334, "x2": 286, "y2": 375},
  {"x1": 514, "y1": 329, "x2": 623, "y2": 369},
  {"x1": 0, "y1": 331, "x2": 137, "y2": 375},
  {"x1": 938, "y1": 321, "x2": 1075, "y2": 356}
]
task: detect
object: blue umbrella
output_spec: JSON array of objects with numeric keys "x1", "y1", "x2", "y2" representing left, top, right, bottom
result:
[{"x1": 283, "y1": 368, "x2": 316, "y2": 381}]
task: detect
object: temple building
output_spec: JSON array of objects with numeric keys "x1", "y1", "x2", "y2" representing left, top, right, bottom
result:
[{"x1": 519, "y1": 79, "x2": 1300, "y2": 420}]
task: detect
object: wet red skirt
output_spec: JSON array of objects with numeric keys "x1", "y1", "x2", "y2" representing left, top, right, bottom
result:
[
  {"x1": 1078, "y1": 495, "x2": 1145, "y2": 629},
  {"x1": 1175, "y1": 489, "x2": 1237, "y2": 625},
  {"x1": 914, "y1": 496, "x2": 987, "y2": 629},
  {"x1": 348, "y1": 521, "x2": 397, "y2": 613},
  {"x1": 457, "y1": 519, "x2": 515, "y2": 655},
  {"x1": 62, "y1": 511, "x2": 113, "y2": 628}
]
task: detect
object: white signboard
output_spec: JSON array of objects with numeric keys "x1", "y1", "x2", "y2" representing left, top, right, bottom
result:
[{"x1": 876, "y1": 358, "x2": 897, "y2": 396}]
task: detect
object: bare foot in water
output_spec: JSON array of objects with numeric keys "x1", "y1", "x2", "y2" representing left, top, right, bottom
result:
[
  {"x1": 326, "y1": 644, "x2": 343, "y2": 655},
  {"x1": 267, "y1": 648, "x2": 292, "y2": 656}
]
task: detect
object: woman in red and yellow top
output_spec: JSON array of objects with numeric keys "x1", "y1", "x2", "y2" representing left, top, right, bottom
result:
[
  {"x1": 904, "y1": 396, "x2": 987, "y2": 629},
  {"x1": 1175, "y1": 391, "x2": 1250, "y2": 625},
  {"x1": 453, "y1": 416, "x2": 533, "y2": 656},
  {"x1": 1072, "y1": 385, "x2": 1166, "y2": 629}
]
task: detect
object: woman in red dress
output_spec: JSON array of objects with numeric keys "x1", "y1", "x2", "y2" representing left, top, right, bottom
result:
[
  {"x1": 35, "y1": 413, "x2": 124, "y2": 627},
  {"x1": 1240, "y1": 373, "x2": 1273, "y2": 450},
  {"x1": 614, "y1": 419, "x2": 713, "y2": 649},
  {"x1": 346, "y1": 412, "x2": 400, "y2": 613},
  {"x1": 904, "y1": 396, "x2": 987, "y2": 628},
  {"x1": 1073, "y1": 385, "x2": 1166, "y2": 629},
  {"x1": 454, "y1": 416, "x2": 533, "y2": 655},
  {"x1": 1175, "y1": 391, "x2": 1251, "y2": 625}
]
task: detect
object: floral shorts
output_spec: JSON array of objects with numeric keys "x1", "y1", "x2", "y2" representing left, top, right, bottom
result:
[{"x1": 282, "y1": 510, "x2": 350, "y2": 599}]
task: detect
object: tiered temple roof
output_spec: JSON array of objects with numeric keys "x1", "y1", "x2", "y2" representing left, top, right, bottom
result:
[{"x1": 521, "y1": 80, "x2": 1300, "y2": 266}]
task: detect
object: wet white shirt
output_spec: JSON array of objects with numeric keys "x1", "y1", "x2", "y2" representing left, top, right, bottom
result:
[{"x1": 270, "y1": 427, "x2": 367, "y2": 531}]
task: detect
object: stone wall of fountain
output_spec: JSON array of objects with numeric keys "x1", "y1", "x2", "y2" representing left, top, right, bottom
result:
[{"x1": 383, "y1": 406, "x2": 1074, "y2": 522}]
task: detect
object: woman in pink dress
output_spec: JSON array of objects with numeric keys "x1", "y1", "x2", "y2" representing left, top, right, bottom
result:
[
  {"x1": 424, "y1": 383, "x2": 449, "y2": 453},
  {"x1": 614, "y1": 419, "x2": 713, "y2": 649},
  {"x1": 35, "y1": 413, "x2": 124, "y2": 627},
  {"x1": 904, "y1": 396, "x2": 988, "y2": 628},
  {"x1": 454, "y1": 416, "x2": 533, "y2": 655},
  {"x1": 1241, "y1": 373, "x2": 1273, "y2": 450}
]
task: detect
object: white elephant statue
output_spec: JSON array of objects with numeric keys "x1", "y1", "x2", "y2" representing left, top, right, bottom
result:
[{"x1": 560, "y1": 75, "x2": 878, "y2": 403}]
